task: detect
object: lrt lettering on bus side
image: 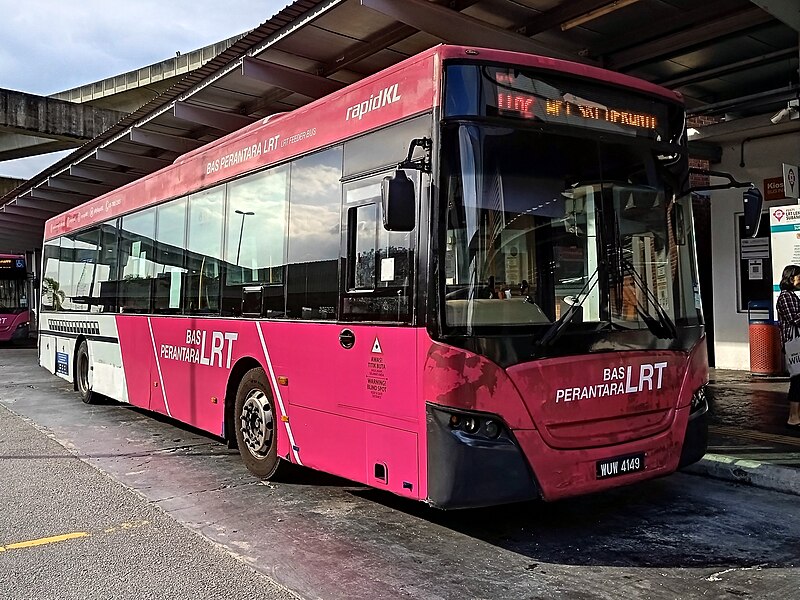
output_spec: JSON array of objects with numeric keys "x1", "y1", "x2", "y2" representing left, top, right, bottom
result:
[
  {"x1": 555, "y1": 362, "x2": 669, "y2": 403},
  {"x1": 603, "y1": 362, "x2": 668, "y2": 391},
  {"x1": 180, "y1": 329, "x2": 239, "y2": 369}
]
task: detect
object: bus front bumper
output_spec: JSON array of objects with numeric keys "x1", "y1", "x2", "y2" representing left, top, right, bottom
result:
[{"x1": 426, "y1": 403, "x2": 708, "y2": 507}]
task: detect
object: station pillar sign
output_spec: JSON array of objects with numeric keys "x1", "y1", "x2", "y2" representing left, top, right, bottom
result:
[{"x1": 770, "y1": 204, "x2": 800, "y2": 310}]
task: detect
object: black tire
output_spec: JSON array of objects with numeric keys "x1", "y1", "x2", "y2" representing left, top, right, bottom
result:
[
  {"x1": 75, "y1": 341, "x2": 95, "y2": 404},
  {"x1": 234, "y1": 367, "x2": 282, "y2": 479}
]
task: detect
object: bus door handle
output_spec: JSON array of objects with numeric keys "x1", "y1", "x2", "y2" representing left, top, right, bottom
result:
[{"x1": 339, "y1": 329, "x2": 356, "y2": 349}]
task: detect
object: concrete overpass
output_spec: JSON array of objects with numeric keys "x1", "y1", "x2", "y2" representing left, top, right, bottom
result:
[{"x1": 0, "y1": 34, "x2": 244, "y2": 165}]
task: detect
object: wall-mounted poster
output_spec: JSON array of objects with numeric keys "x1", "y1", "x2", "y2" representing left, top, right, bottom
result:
[{"x1": 769, "y1": 205, "x2": 800, "y2": 313}]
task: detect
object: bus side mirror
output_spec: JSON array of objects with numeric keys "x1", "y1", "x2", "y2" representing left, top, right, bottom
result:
[
  {"x1": 382, "y1": 170, "x2": 416, "y2": 231},
  {"x1": 743, "y1": 187, "x2": 763, "y2": 238}
]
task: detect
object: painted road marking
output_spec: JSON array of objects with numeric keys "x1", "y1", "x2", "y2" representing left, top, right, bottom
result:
[
  {"x1": 0, "y1": 520, "x2": 149, "y2": 553},
  {"x1": 710, "y1": 425, "x2": 800, "y2": 448},
  {"x1": 0, "y1": 532, "x2": 89, "y2": 552}
]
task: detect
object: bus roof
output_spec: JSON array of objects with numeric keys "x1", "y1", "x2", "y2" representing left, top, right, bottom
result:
[{"x1": 44, "y1": 45, "x2": 682, "y2": 241}]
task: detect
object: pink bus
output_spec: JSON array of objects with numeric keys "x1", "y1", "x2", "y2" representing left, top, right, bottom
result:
[
  {"x1": 0, "y1": 254, "x2": 30, "y2": 343},
  {"x1": 39, "y1": 45, "x2": 709, "y2": 508}
]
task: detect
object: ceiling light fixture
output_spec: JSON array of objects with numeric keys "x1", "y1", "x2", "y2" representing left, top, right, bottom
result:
[
  {"x1": 561, "y1": 0, "x2": 641, "y2": 31},
  {"x1": 770, "y1": 99, "x2": 799, "y2": 125}
]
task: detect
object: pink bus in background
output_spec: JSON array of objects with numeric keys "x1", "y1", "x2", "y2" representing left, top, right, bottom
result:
[
  {"x1": 38, "y1": 45, "x2": 708, "y2": 508},
  {"x1": 0, "y1": 254, "x2": 30, "y2": 343}
]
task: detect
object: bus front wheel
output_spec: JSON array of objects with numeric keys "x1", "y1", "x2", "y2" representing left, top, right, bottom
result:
[
  {"x1": 234, "y1": 367, "x2": 282, "y2": 479},
  {"x1": 75, "y1": 341, "x2": 95, "y2": 404}
]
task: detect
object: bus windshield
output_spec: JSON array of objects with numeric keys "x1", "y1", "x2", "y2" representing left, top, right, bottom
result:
[
  {"x1": 0, "y1": 278, "x2": 26, "y2": 311},
  {"x1": 439, "y1": 123, "x2": 701, "y2": 340}
]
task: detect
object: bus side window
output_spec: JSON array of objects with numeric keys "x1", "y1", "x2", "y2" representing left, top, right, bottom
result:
[
  {"x1": 153, "y1": 198, "x2": 187, "y2": 314},
  {"x1": 41, "y1": 238, "x2": 61, "y2": 312},
  {"x1": 221, "y1": 166, "x2": 289, "y2": 317},
  {"x1": 286, "y1": 147, "x2": 342, "y2": 321},
  {"x1": 119, "y1": 209, "x2": 157, "y2": 314},
  {"x1": 185, "y1": 188, "x2": 224, "y2": 315},
  {"x1": 59, "y1": 227, "x2": 99, "y2": 313},
  {"x1": 94, "y1": 220, "x2": 120, "y2": 313}
]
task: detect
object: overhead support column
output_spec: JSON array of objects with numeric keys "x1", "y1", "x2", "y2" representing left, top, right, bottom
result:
[
  {"x1": 241, "y1": 57, "x2": 346, "y2": 99},
  {"x1": 360, "y1": 0, "x2": 581, "y2": 61},
  {"x1": 173, "y1": 102, "x2": 256, "y2": 133}
]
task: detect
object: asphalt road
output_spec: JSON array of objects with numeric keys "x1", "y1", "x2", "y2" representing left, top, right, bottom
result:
[{"x1": 1, "y1": 346, "x2": 798, "y2": 599}]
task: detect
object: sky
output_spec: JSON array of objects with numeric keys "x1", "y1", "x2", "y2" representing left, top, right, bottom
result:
[{"x1": 0, "y1": 0, "x2": 292, "y2": 179}]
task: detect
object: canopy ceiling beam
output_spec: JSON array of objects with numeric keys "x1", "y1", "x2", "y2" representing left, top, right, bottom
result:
[
  {"x1": 749, "y1": 0, "x2": 800, "y2": 31},
  {"x1": 69, "y1": 165, "x2": 141, "y2": 187},
  {"x1": 518, "y1": 0, "x2": 625, "y2": 37},
  {"x1": 242, "y1": 57, "x2": 345, "y2": 99},
  {"x1": 14, "y1": 197, "x2": 73, "y2": 213},
  {"x1": 606, "y1": 7, "x2": 773, "y2": 69},
  {"x1": 658, "y1": 46, "x2": 798, "y2": 88},
  {"x1": 0, "y1": 213, "x2": 46, "y2": 229},
  {"x1": 95, "y1": 148, "x2": 171, "y2": 172},
  {"x1": 2, "y1": 204, "x2": 59, "y2": 219},
  {"x1": 129, "y1": 128, "x2": 207, "y2": 154},
  {"x1": 27, "y1": 188, "x2": 91, "y2": 205},
  {"x1": 47, "y1": 177, "x2": 115, "y2": 197},
  {"x1": 360, "y1": 0, "x2": 582, "y2": 62},
  {"x1": 173, "y1": 102, "x2": 256, "y2": 132}
]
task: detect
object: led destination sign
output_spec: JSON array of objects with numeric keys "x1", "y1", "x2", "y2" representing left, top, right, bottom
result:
[
  {"x1": 0, "y1": 258, "x2": 24, "y2": 269},
  {"x1": 445, "y1": 64, "x2": 673, "y2": 140},
  {"x1": 496, "y1": 93, "x2": 659, "y2": 131},
  {"x1": 0, "y1": 257, "x2": 25, "y2": 276}
]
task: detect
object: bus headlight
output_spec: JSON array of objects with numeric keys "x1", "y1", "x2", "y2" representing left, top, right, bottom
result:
[
  {"x1": 483, "y1": 420, "x2": 501, "y2": 439},
  {"x1": 446, "y1": 410, "x2": 506, "y2": 440}
]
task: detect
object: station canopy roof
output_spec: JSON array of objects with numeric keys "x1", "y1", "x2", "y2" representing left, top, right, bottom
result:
[{"x1": 1, "y1": 0, "x2": 798, "y2": 252}]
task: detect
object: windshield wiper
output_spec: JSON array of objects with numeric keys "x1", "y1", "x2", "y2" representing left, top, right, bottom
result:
[
  {"x1": 537, "y1": 269, "x2": 599, "y2": 349},
  {"x1": 619, "y1": 257, "x2": 677, "y2": 339}
]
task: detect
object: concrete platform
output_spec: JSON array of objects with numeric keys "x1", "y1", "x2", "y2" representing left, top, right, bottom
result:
[{"x1": 683, "y1": 368, "x2": 800, "y2": 496}]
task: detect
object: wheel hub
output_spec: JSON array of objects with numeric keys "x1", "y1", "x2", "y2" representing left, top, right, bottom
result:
[{"x1": 240, "y1": 389, "x2": 273, "y2": 458}]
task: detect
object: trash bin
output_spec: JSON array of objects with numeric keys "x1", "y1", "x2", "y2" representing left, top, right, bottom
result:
[{"x1": 748, "y1": 300, "x2": 782, "y2": 376}]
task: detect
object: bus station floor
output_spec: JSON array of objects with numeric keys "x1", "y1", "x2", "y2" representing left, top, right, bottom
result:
[{"x1": 689, "y1": 368, "x2": 800, "y2": 495}]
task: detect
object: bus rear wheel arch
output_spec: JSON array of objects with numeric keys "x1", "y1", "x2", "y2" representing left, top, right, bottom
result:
[{"x1": 234, "y1": 367, "x2": 283, "y2": 479}]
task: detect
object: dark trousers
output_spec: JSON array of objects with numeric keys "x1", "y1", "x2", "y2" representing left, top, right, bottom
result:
[{"x1": 789, "y1": 375, "x2": 800, "y2": 403}]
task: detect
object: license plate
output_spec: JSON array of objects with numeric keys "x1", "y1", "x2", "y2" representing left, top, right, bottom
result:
[{"x1": 596, "y1": 453, "x2": 645, "y2": 479}]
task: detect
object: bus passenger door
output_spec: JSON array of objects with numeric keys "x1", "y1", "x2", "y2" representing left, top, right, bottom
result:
[{"x1": 340, "y1": 173, "x2": 420, "y2": 497}]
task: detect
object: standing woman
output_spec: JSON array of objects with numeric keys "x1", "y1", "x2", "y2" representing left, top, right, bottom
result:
[{"x1": 776, "y1": 264, "x2": 800, "y2": 427}]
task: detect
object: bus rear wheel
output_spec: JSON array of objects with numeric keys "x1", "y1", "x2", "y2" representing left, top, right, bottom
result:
[
  {"x1": 75, "y1": 341, "x2": 95, "y2": 404},
  {"x1": 234, "y1": 367, "x2": 282, "y2": 479}
]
